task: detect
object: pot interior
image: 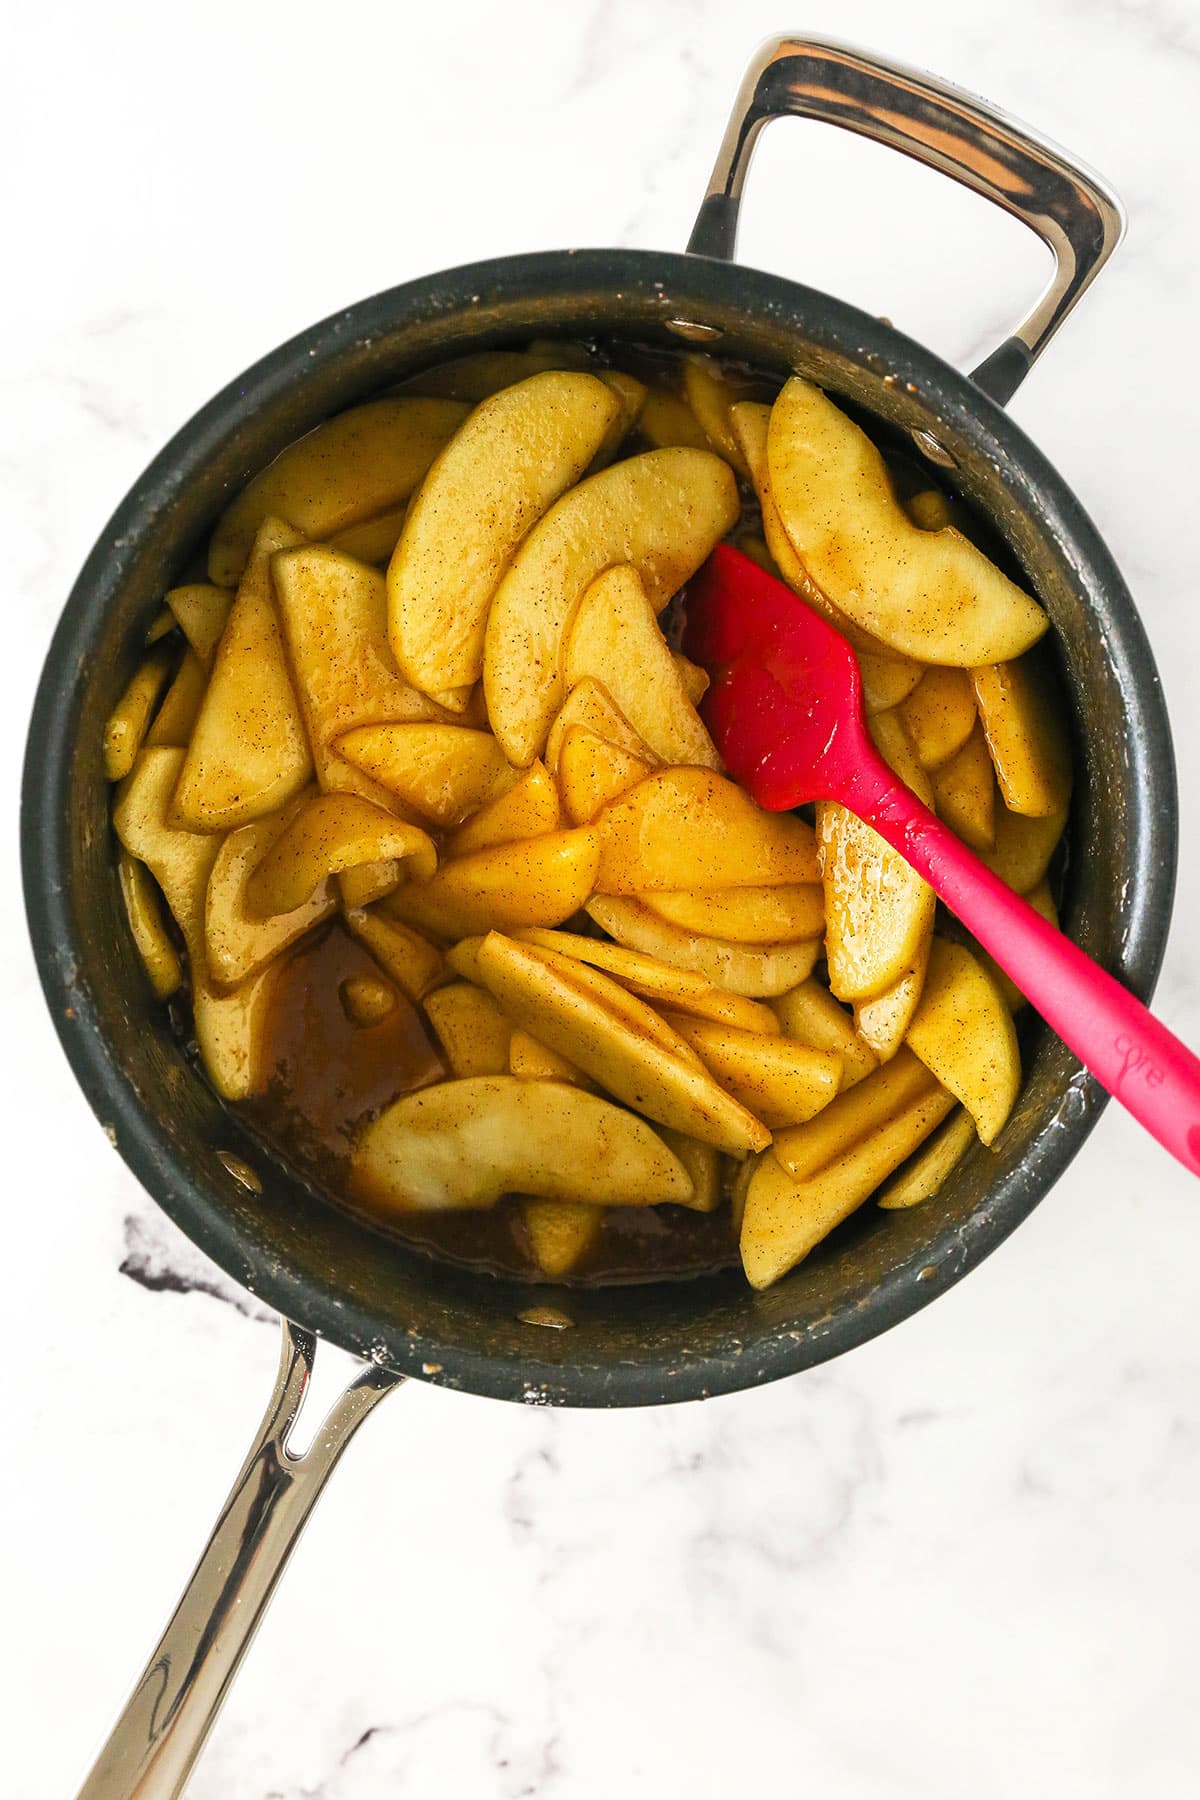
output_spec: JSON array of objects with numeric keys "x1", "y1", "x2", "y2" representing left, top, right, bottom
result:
[{"x1": 24, "y1": 251, "x2": 1175, "y2": 1404}]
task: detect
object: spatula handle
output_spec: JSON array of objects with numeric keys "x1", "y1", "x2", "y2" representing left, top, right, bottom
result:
[{"x1": 858, "y1": 763, "x2": 1200, "y2": 1176}]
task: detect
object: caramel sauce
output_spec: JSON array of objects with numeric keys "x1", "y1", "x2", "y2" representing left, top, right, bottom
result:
[{"x1": 239, "y1": 921, "x2": 740, "y2": 1285}]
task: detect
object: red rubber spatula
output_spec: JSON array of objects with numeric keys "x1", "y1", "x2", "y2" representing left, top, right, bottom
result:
[{"x1": 683, "y1": 542, "x2": 1200, "y2": 1177}]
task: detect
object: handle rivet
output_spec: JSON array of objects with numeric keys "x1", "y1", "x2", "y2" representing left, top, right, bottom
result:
[
  {"x1": 216, "y1": 1150, "x2": 263, "y2": 1194},
  {"x1": 517, "y1": 1306, "x2": 575, "y2": 1330},
  {"x1": 665, "y1": 319, "x2": 724, "y2": 342}
]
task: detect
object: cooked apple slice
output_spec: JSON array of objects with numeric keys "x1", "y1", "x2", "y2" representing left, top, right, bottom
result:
[
  {"x1": 980, "y1": 800, "x2": 1068, "y2": 892},
  {"x1": 104, "y1": 648, "x2": 174, "y2": 781},
  {"x1": 174, "y1": 518, "x2": 313, "y2": 829},
  {"x1": 586, "y1": 895, "x2": 820, "y2": 997},
  {"x1": 930, "y1": 722, "x2": 995, "y2": 851},
  {"x1": 389, "y1": 372, "x2": 622, "y2": 697},
  {"x1": 900, "y1": 666, "x2": 978, "y2": 770},
  {"x1": 424, "y1": 982, "x2": 512, "y2": 1076},
  {"x1": 208, "y1": 397, "x2": 467, "y2": 585},
  {"x1": 971, "y1": 649, "x2": 1072, "y2": 817},
  {"x1": 877, "y1": 1108, "x2": 976, "y2": 1209},
  {"x1": 144, "y1": 606, "x2": 175, "y2": 645},
  {"x1": 684, "y1": 355, "x2": 752, "y2": 475},
  {"x1": 335, "y1": 723, "x2": 517, "y2": 827},
  {"x1": 740, "y1": 1063, "x2": 955, "y2": 1286},
  {"x1": 484, "y1": 447, "x2": 740, "y2": 765},
  {"x1": 206, "y1": 800, "x2": 336, "y2": 986},
  {"x1": 508, "y1": 1029, "x2": 593, "y2": 1087},
  {"x1": 663, "y1": 1014, "x2": 840, "y2": 1128},
  {"x1": 644, "y1": 883, "x2": 825, "y2": 945},
  {"x1": 767, "y1": 377, "x2": 1049, "y2": 663},
  {"x1": 853, "y1": 938, "x2": 931, "y2": 1061},
  {"x1": 165, "y1": 584, "x2": 233, "y2": 667},
  {"x1": 328, "y1": 508, "x2": 407, "y2": 567},
  {"x1": 340, "y1": 973, "x2": 398, "y2": 1027},
  {"x1": 385, "y1": 828, "x2": 600, "y2": 941},
  {"x1": 472, "y1": 932, "x2": 769, "y2": 1153},
  {"x1": 638, "y1": 386, "x2": 711, "y2": 452},
  {"x1": 588, "y1": 372, "x2": 647, "y2": 472},
  {"x1": 521, "y1": 1198, "x2": 605, "y2": 1276},
  {"x1": 447, "y1": 760, "x2": 562, "y2": 856},
  {"x1": 673, "y1": 653, "x2": 709, "y2": 705},
  {"x1": 343, "y1": 907, "x2": 445, "y2": 1002},
  {"x1": 653, "y1": 1127, "x2": 722, "y2": 1212},
  {"x1": 905, "y1": 938, "x2": 1021, "y2": 1143},
  {"x1": 145, "y1": 652, "x2": 208, "y2": 749},
  {"x1": 772, "y1": 979, "x2": 877, "y2": 1088},
  {"x1": 117, "y1": 850, "x2": 182, "y2": 1000},
  {"x1": 563, "y1": 564, "x2": 719, "y2": 769},
  {"x1": 771, "y1": 1046, "x2": 946, "y2": 1181},
  {"x1": 596, "y1": 768, "x2": 819, "y2": 893},
  {"x1": 113, "y1": 749, "x2": 281, "y2": 1098},
  {"x1": 818, "y1": 710, "x2": 935, "y2": 1002},
  {"x1": 544, "y1": 677, "x2": 657, "y2": 775},
  {"x1": 337, "y1": 861, "x2": 401, "y2": 910},
  {"x1": 245, "y1": 793, "x2": 436, "y2": 917},
  {"x1": 557, "y1": 727, "x2": 655, "y2": 825},
  {"x1": 511, "y1": 927, "x2": 709, "y2": 1001},
  {"x1": 271, "y1": 544, "x2": 447, "y2": 812},
  {"x1": 730, "y1": 399, "x2": 924, "y2": 688},
  {"x1": 351, "y1": 1075, "x2": 692, "y2": 1212}
]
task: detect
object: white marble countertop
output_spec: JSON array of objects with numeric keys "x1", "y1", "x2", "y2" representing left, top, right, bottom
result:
[{"x1": 5, "y1": 2, "x2": 1200, "y2": 1795}]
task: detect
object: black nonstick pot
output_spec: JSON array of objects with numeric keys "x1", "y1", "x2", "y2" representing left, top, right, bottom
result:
[{"x1": 22, "y1": 37, "x2": 1177, "y2": 1800}]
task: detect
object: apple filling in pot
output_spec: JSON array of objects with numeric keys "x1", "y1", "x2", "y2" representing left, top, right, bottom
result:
[{"x1": 107, "y1": 342, "x2": 1072, "y2": 1288}]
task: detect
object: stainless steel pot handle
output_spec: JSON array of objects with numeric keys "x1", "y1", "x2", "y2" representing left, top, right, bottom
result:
[
  {"x1": 76, "y1": 1319, "x2": 402, "y2": 1800},
  {"x1": 687, "y1": 35, "x2": 1124, "y2": 405}
]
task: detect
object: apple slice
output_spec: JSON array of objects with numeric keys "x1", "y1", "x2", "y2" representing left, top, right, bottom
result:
[
  {"x1": 740, "y1": 1067, "x2": 955, "y2": 1287},
  {"x1": 557, "y1": 727, "x2": 655, "y2": 826},
  {"x1": 351, "y1": 1075, "x2": 692, "y2": 1212},
  {"x1": 208, "y1": 397, "x2": 467, "y2": 585},
  {"x1": 586, "y1": 895, "x2": 821, "y2": 998},
  {"x1": 335, "y1": 723, "x2": 517, "y2": 826},
  {"x1": 595, "y1": 767, "x2": 819, "y2": 893},
  {"x1": 588, "y1": 372, "x2": 647, "y2": 471},
  {"x1": 483, "y1": 447, "x2": 740, "y2": 766},
  {"x1": 563, "y1": 564, "x2": 719, "y2": 768},
  {"x1": 145, "y1": 652, "x2": 207, "y2": 749},
  {"x1": 511, "y1": 927, "x2": 708, "y2": 1000},
  {"x1": 389, "y1": 372, "x2": 622, "y2": 697},
  {"x1": 644, "y1": 883, "x2": 825, "y2": 945},
  {"x1": 545, "y1": 677, "x2": 657, "y2": 775},
  {"x1": 767, "y1": 377, "x2": 1050, "y2": 663},
  {"x1": 770, "y1": 1046, "x2": 945, "y2": 1181},
  {"x1": 972, "y1": 650, "x2": 1072, "y2": 818},
  {"x1": 853, "y1": 940, "x2": 931, "y2": 1061},
  {"x1": 340, "y1": 974, "x2": 398, "y2": 1027},
  {"x1": 165, "y1": 584, "x2": 233, "y2": 667},
  {"x1": 328, "y1": 508, "x2": 407, "y2": 567},
  {"x1": 818, "y1": 710, "x2": 935, "y2": 1002},
  {"x1": 471, "y1": 932, "x2": 770, "y2": 1153},
  {"x1": 980, "y1": 800, "x2": 1068, "y2": 892},
  {"x1": 930, "y1": 722, "x2": 996, "y2": 851},
  {"x1": 343, "y1": 907, "x2": 445, "y2": 1002},
  {"x1": 272, "y1": 544, "x2": 446, "y2": 811},
  {"x1": 508, "y1": 1029, "x2": 593, "y2": 1087},
  {"x1": 113, "y1": 749, "x2": 281, "y2": 1098},
  {"x1": 402, "y1": 346, "x2": 591, "y2": 401},
  {"x1": 424, "y1": 982, "x2": 512, "y2": 1076},
  {"x1": 104, "y1": 649, "x2": 174, "y2": 782},
  {"x1": 117, "y1": 850, "x2": 182, "y2": 1000},
  {"x1": 772, "y1": 979, "x2": 877, "y2": 1088},
  {"x1": 653, "y1": 1127, "x2": 722, "y2": 1212},
  {"x1": 521, "y1": 1199, "x2": 605, "y2": 1276},
  {"x1": 174, "y1": 518, "x2": 312, "y2": 829},
  {"x1": 638, "y1": 386, "x2": 711, "y2": 452},
  {"x1": 663, "y1": 1014, "x2": 841, "y2": 1128},
  {"x1": 447, "y1": 760, "x2": 562, "y2": 856},
  {"x1": 385, "y1": 828, "x2": 600, "y2": 941},
  {"x1": 684, "y1": 355, "x2": 752, "y2": 475},
  {"x1": 900, "y1": 666, "x2": 978, "y2": 770},
  {"x1": 245, "y1": 793, "x2": 436, "y2": 916},
  {"x1": 905, "y1": 938, "x2": 1021, "y2": 1144},
  {"x1": 206, "y1": 798, "x2": 336, "y2": 986},
  {"x1": 730, "y1": 399, "x2": 924, "y2": 687},
  {"x1": 877, "y1": 1108, "x2": 976, "y2": 1209},
  {"x1": 673, "y1": 653, "x2": 709, "y2": 705}
]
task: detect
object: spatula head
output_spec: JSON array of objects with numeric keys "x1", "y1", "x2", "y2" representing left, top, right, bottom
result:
[{"x1": 682, "y1": 543, "x2": 868, "y2": 810}]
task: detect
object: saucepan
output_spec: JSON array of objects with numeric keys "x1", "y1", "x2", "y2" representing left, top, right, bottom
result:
[{"x1": 21, "y1": 35, "x2": 1176, "y2": 1799}]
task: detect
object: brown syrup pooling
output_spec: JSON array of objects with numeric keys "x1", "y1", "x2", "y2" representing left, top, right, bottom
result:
[{"x1": 240, "y1": 921, "x2": 740, "y2": 1285}]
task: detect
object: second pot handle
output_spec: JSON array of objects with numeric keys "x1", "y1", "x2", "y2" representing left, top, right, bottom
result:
[
  {"x1": 687, "y1": 35, "x2": 1124, "y2": 405},
  {"x1": 75, "y1": 1318, "x2": 402, "y2": 1800}
]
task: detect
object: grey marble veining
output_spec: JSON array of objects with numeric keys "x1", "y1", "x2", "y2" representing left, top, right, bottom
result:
[{"x1": 4, "y1": 2, "x2": 1199, "y2": 1796}]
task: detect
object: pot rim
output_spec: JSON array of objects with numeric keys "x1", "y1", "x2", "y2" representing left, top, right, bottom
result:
[{"x1": 22, "y1": 247, "x2": 1178, "y2": 1405}]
